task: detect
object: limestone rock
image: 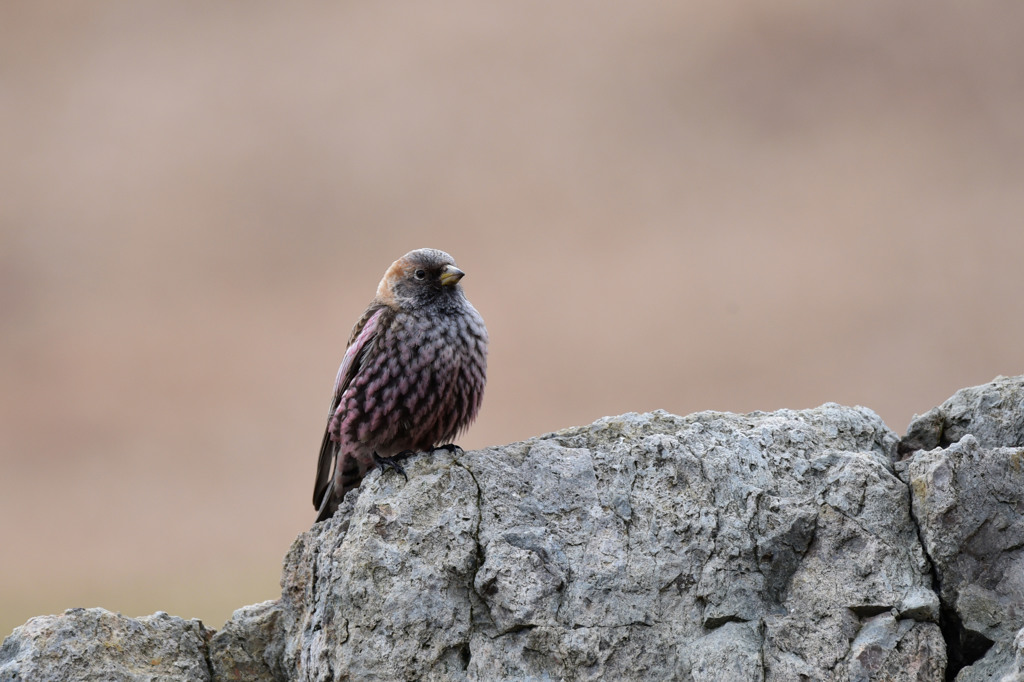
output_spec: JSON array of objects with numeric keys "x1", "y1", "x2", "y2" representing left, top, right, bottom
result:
[
  {"x1": 901, "y1": 375, "x2": 1024, "y2": 454},
  {"x1": 208, "y1": 601, "x2": 285, "y2": 682},
  {"x1": 953, "y1": 637, "x2": 1021, "y2": 682},
  {"x1": 13, "y1": 377, "x2": 1024, "y2": 680},
  {"x1": 277, "y1": 450, "x2": 481, "y2": 680},
  {"x1": 0, "y1": 608, "x2": 211, "y2": 682},
  {"x1": 899, "y1": 376, "x2": 1024, "y2": 681},
  {"x1": 846, "y1": 613, "x2": 945, "y2": 682},
  {"x1": 272, "y1": 405, "x2": 938, "y2": 680},
  {"x1": 903, "y1": 436, "x2": 1024, "y2": 644},
  {"x1": 1006, "y1": 626, "x2": 1024, "y2": 682}
]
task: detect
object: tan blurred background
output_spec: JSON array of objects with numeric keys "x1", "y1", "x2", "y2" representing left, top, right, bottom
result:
[{"x1": 2, "y1": 1, "x2": 1023, "y2": 637}]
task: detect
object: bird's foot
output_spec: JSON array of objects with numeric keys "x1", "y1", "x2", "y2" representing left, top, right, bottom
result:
[
  {"x1": 373, "y1": 450, "x2": 415, "y2": 482},
  {"x1": 436, "y1": 443, "x2": 463, "y2": 455}
]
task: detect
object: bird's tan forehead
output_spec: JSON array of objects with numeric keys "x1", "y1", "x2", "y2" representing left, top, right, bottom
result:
[
  {"x1": 387, "y1": 255, "x2": 414, "y2": 277},
  {"x1": 375, "y1": 260, "x2": 405, "y2": 303},
  {"x1": 376, "y1": 256, "x2": 425, "y2": 302},
  {"x1": 390, "y1": 252, "x2": 453, "y2": 276}
]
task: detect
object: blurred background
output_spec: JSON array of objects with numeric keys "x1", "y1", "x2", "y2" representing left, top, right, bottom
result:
[{"x1": 3, "y1": 1, "x2": 1022, "y2": 637}]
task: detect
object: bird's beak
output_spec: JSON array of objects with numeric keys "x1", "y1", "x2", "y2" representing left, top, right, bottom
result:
[{"x1": 439, "y1": 265, "x2": 465, "y2": 286}]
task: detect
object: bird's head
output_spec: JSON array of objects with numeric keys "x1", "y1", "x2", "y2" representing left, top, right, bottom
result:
[{"x1": 376, "y1": 248, "x2": 468, "y2": 310}]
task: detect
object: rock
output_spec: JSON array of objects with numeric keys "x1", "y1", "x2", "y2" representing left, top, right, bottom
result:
[
  {"x1": 272, "y1": 405, "x2": 938, "y2": 680},
  {"x1": 682, "y1": 621, "x2": 763, "y2": 682},
  {"x1": 847, "y1": 613, "x2": 945, "y2": 682},
  {"x1": 208, "y1": 601, "x2": 286, "y2": 682},
  {"x1": 903, "y1": 436, "x2": 1024, "y2": 644},
  {"x1": 276, "y1": 450, "x2": 481, "y2": 680},
  {"x1": 953, "y1": 637, "x2": 1019, "y2": 682},
  {"x1": 11, "y1": 378, "x2": 1024, "y2": 680},
  {"x1": 900, "y1": 375, "x2": 1024, "y2": 454},
  {"x1": 0, "y1": 607, "x2": 212, "y2": 682},
  {"x1": 1007, "y1": 626, "x2": 1024, "y2": 682},
  {"x1": 899, "y1": 376, "x2": 1024, "y2": 681}
]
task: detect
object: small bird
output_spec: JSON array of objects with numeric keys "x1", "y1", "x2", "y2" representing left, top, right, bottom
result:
[{"x1": 312, "y1": 248, "x2": 488, "y2": 522}]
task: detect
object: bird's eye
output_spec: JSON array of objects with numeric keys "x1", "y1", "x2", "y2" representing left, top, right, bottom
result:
[{"x1": 414, "y1": 269, "x2": 426, "y2": 280}]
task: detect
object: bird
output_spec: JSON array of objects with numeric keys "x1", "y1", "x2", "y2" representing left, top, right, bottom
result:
[{"x1": 312, "y1": 248, "x2": 488, "y2": 522}]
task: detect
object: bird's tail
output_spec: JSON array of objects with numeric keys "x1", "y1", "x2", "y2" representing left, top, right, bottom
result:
[{"x1": 314, "y1": 445, "x2": 374, "y2": 523}]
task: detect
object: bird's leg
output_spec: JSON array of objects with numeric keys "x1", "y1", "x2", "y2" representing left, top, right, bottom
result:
[
  {"x1": 373, "y1": 450, "x2": 414, "y2": 482},
  {"x1": 436, "y1": 443, "x2": 463, "y2": 454}
]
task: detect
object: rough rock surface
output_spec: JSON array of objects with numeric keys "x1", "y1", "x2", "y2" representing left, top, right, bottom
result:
[
  {"x1": 208, "y1": 601, "x2": 284, "y2": 682},
  {"x1": 900, "y1": 375, "x2": 1024, "y2": 454},
  {"x1": 898, "y1": 376, "x2": 1024, "y2": 682},
  {"x1": 268, "y1": 404, "x2": 942, "y2": 681},
  {"x1": 5, "y1": 377, "x2": 1024, "y2": 680},
  {"x1": 0, "y1": 608, "x2": 212, "y2": 681},
  {"x1": 1008, "y1": 627, "x2": 1024, "y2": 682}
]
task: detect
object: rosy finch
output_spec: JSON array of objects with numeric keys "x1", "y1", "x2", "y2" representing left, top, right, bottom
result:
[{"x1": 312, "y1": 248, "x2": 488, "y2": 522}]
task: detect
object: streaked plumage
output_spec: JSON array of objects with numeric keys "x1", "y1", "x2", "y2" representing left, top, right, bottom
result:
[{"x1": 313, "y1": 248, "x2": 488, "y2": 522}]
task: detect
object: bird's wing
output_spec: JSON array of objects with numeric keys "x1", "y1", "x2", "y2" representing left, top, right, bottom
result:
[{"x1": 313, "y1": 305, "x2": 387, "y2": 510}]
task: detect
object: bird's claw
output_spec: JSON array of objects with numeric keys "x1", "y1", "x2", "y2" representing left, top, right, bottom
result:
[
  {"x1": 372, "y1": 446, "x2": 460, "y2": 484},
  {"x1": 373, "y1": 450, "x2": 416, "y2": 482}
]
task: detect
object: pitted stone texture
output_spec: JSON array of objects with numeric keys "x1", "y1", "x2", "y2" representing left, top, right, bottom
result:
[
  {"x1": 208, "y1": 601, "x2": 285, "y2": 682},
  {"x1": 901, "y1": 375, "x2": 1024, "y2": 454},
  {"x1": 277, "y1": 449, "x2": 481, "y2": 681},
  {"x1": 0, "y1": 607, "x2": 212, "y2": 682},
  {"x1": 898, "y1": 377, "x2": 1024, "y2": 680},
  {"x1": 904, "y1": 437, "x2": 1024, "y2": 647},
  {"x1": 5, "y1": 400, "x2": 969, "y2": 681},
  {"x1": 273, "y1": 406, "x2": 937, "y2": 680}
]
